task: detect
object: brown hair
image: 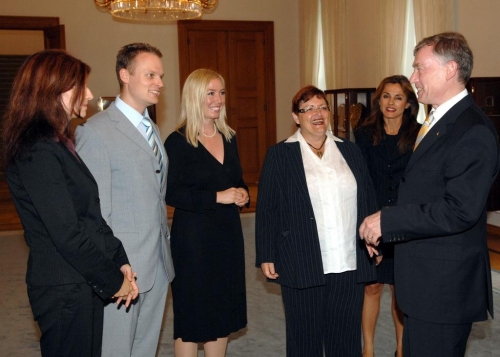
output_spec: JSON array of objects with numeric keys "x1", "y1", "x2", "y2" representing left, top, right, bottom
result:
[
  {"x1": 292, "y1": 85, "x2": 329, "y2": 114},
  {"x1": 358, "y1": 75, "x2": 420, "y2": 154},
  {"x1": 414, "y1": 32, "x2": 473, "y2": 84},
  {"x1": 116, "y1": 43, "x2": 162, "y2": 88},
  {"x1": 2, "y1": 49, "x2": 90, "y2": 167}
]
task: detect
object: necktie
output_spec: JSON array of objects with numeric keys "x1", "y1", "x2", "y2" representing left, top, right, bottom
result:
[
  {"x1": 413, "y1": 111, "x2": 435, "y2": 151},
  {"x1": 141, "y1": 117, "x2": 164, "y2": 185}
]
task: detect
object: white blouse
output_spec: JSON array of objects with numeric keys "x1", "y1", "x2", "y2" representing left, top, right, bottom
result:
[{"x1": 285, "y1": 129, "x2": 358, "y2": 274}]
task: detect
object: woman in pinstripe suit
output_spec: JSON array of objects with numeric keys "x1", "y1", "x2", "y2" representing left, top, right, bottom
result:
[{"x1": 255, "y1": 86, "x2": 379, "y2": 357}]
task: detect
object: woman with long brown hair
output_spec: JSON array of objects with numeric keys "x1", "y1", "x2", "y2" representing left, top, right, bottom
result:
[
  {"x1": 354, "y1": 75, "x2": 420, "y2": 357},
  {"x1": 2, "y1": 49, "x2": 138, "y2": 356}
]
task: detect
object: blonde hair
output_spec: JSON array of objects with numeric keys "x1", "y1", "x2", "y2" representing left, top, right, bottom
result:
[{"x1": 176, "y1": 68, "x2": 235, "y2": 147}]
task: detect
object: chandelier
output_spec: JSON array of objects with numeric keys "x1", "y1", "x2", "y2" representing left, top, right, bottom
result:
[{"x1": 94, "y1": 0, "x2": 218, "y2": 21}]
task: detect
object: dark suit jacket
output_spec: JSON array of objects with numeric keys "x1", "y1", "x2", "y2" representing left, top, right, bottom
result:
[
  {"x1": 255, "y1": 135, "x2": 378, "y2": 289},
  {"x1": 7, "y1": 138, "x2": 128, "y2": 300},
  {"x1": 382, "y1": 94, "x2": 499, "y2": 324}
]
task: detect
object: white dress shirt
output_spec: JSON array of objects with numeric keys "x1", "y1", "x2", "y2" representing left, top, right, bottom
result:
[
  {"x1": 428, "y1": 89, "x2": 468, "y2": 131},
  {"x1": 114, "y1": 95, "x2": 151, "y2": 140}
]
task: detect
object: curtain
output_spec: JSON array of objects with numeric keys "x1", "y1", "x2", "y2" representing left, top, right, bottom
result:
[
  {"x1": 376, "y1": 0, "x2": 408, "y2": 80},
  {"x1": 299, "y1": 0, "x2": 321, "y2": 86},
  {"x1": 321, "y1": 0, "x2": 347, "y2": 89},
  {"x1": 413, "y1": 0, "x2": 455, "y2": 41}
]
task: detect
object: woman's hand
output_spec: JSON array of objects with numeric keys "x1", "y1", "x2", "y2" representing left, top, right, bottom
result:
[
  {"x1": 113, "y1": 264, "x2": 139, "y2": 307},
  {"x1": 261, "y1": 262, "x2": 279, "y2": 279},
  {"x1": 217, "y1": 187, "x2": 249, "y2": 206},
  {"x1": 235, "y1": 187, "x2": 249, "y2": 207}
]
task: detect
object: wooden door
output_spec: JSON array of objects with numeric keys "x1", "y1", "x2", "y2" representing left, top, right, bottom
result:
[{"x1": 178, "y1": 20, "x2": 276, "y2": 186}]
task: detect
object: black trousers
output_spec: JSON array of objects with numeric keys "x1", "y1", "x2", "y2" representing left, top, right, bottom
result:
[
  {"x1": 28, "y1": 283, "x2": 104, "y2": 357},
  {"x1": 403, "y1": 314, "x2": 472, "y2": 357},
  {"x1": 281, "y1": 270, "x2": 364, "y2": 357}
]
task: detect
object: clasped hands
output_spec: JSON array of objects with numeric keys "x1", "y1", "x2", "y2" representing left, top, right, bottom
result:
[
  {"x1": 113, "y1": 264, "x2": 139, "y2": 308},
  {"x1": 217, "y1": 187, "x2": 249, "y2": 207},
  {"x1": 359, "y1": 211, "x2": 382, "y2": 258}
]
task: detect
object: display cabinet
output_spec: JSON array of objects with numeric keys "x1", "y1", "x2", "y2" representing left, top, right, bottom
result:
[
  {"x1": 467, "y1": 77, "x2": 500, "y2": 210},
  {"x1": 467, "y1": 77, "x2": 500, "y2": 124},
  {"x1": 324, "y1": 88, "x2": 375, "y2": 141}
]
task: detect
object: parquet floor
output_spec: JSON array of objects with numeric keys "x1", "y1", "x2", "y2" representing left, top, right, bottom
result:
[{"x1": 1, "y1": 180, "x2": 499, "y2": 270}]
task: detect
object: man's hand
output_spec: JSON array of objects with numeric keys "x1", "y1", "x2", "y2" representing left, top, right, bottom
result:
[{"x1": 359, "y1": 211, "x2": 382, "y2": 257}]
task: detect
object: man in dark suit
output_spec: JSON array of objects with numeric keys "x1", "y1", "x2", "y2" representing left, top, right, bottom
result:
[{"x1": 360, "y1": 32, "x2": 499, "y2": 356}]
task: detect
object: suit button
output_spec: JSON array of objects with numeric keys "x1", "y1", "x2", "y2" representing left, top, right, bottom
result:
[
  {"x1": 98, "y1": 228, "x2": 103, "y2": 233},
  {"x1": 96, "y1": 198, "x2": 100, "y2": 203},
  {"x1": 401, "y1": 177, "x2": 406, "y2": 183},
  {"x1": 156, "y1": 170, "x2": 160, "y2": 173}
]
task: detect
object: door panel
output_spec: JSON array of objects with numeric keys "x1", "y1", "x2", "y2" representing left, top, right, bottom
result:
[
  {"x1": 227, "y1": 31, "x2": 267, "y2": 184},
  {"x1": 178, "y1": 20, "x2": 276, "y2": 186},
  {"x1": 183, "y1": 30, "x2": 228, "y2": 82}
]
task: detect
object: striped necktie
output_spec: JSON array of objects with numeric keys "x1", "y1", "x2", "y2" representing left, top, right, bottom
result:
[
  {"x1": 141, "y1": 117, "x2": 164, "y2": 185},
  {"x1": 413, "y1": 111, "x2": 435, "y2": 151}
]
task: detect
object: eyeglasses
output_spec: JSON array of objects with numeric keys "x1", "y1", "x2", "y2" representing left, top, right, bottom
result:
[{"x1": 297, "y1": 105, "x2": 331, "y2": 114}]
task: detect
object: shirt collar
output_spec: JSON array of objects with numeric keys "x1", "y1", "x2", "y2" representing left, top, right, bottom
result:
[
  {"x1": 432, "y1": 88, "x2": 468, "y2": 121},
  {"x1": 285, "y1": 128, "x2": 342, "y2": 144},
  {"x1": 114, "y1": 95, "x2": 150, "y2": 127}
]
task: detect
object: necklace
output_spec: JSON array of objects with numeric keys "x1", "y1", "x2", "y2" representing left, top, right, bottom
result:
[
  {"x1": 202, "y1": 123, "x2": 217, "y2": 138},
  {"x1": 306, "y1": 136, "x2": 327, "y2": 158}
]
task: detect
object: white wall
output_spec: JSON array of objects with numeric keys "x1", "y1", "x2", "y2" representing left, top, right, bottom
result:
[
  {"x1": 346, "y1": 0, "x2": 500, "y2": 87},
  {"x1": 457, "y1": 0, "x2": 500, "y2": 77},
  {"x1": 3, "y1": 0, "x2": 499, "y2": 140},
  {"x1": 0, "y1": 0, "x2": 300, "y2": 142}
]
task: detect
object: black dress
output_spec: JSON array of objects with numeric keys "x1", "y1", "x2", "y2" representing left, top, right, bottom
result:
[
  {"x1": 355, "y1": 127, "x2": 412, "y2": 284},
  {"x1": 164, "y1": 130, "x2": 247, "y2": 342}
]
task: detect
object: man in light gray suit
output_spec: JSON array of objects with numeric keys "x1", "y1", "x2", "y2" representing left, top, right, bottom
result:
[{"x1": 75, "y1": 43, "x2": 175, "y2": 357}]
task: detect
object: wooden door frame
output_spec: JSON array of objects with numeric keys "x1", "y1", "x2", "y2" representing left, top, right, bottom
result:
[
  {"x1": 0, "y1": 15, "x2": 65, "y2": 49},
  {"x1": 177, "y1": 20, "x2": 276, "y2": 148}
]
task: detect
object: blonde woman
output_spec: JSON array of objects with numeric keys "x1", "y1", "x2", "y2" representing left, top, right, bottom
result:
[{"x1": 164, "y1": 69, "x2": 249, "y2": 357}]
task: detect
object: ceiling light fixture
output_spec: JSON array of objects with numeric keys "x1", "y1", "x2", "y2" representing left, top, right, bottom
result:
[{"x1": 94, "y1": 0, "x2": 218, "y2": 21}]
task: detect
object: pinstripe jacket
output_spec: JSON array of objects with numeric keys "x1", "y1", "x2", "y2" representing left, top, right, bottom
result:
[{"x1": 255, "y1": 132, "x2": 378, "y2": 289}]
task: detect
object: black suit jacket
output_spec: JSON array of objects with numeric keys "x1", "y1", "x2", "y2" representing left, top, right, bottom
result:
[
  {"x1": 255, "y1": 135, "x2": 378, "y2": 289},
  {"x1": 382, "y1": 94, "x2": 499, "y2": 324},
  {"x1": 7, "y1": 138, "x2": 128, "y2": 300}
]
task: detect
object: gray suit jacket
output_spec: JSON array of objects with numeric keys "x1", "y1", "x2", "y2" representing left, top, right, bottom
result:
[{"x1": 75, "y1": 102, "x2": 175, "y2": 293}]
